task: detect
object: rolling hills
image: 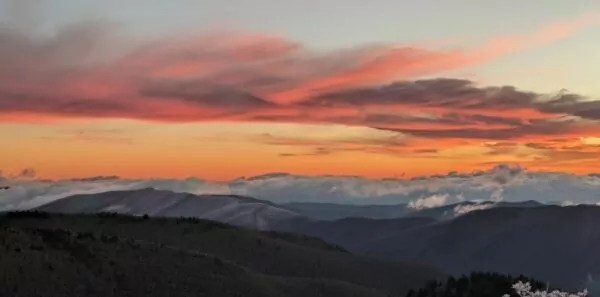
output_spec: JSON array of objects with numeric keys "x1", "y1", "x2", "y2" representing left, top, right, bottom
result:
[
  {"x1": 0, "y1": 211, "x2": 445, "y2": 297},
  {"x1": 36, "y1": 188, "x2": 304, "y2": 230},
  {"x1": 27, "y1": 188, "x2": 600, "y2": 291},
  {"x1": 287, "y1": 205, "x2": 600, "y2": 291},
  {"x1": 282, "y1": 200, "x2": 544, "y2": 221}
]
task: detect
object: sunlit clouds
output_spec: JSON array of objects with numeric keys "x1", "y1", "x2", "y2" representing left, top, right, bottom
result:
[{"x1": 1, "y1": 1, "x2": 600, "y2": 179}]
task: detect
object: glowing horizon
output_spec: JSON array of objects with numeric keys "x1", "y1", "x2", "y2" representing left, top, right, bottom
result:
[{"x1": 1, "y1": 0, "x2": 600, "y2": 180}]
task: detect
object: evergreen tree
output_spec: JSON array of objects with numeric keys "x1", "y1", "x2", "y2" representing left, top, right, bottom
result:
[{"x1": 407, "y1": 272, "x2": 550, "y2": 297}]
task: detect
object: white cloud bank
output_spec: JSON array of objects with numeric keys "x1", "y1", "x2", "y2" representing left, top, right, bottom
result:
[
  {"x1": 408, "y1": 194, "x2": 449, "y2": 210},
  {"x1": 2, "y1": 164, "x2": 600, "y2": 211}
]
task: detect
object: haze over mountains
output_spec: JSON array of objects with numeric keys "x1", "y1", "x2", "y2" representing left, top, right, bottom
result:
[
  {"x1": 358, "y1": 206, "x2": 600, "y2": 291},
  {"x1": 19, "y1": 187, "x2": 600, "y2": 292},
  {"x1": 33, "y1": 187, "x2": 545, "y2": 226},
  {"x1": 3, "y1": 164, "x2": 600, "y2": 293},
  {"x1": 283, "y1": 200, "x2": 544, "y2": 221},
  {"x1": 3, "y1": 164, "x2": 600, "y2": 212},
  {"x1": 289, "y1": 205, "x2": 600, "y2": 290}
]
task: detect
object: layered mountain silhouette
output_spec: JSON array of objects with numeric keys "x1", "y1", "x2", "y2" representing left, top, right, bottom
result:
[
  {"x1": 282, "y1": 200, "x2": 544, "y2": 221},
  {"x1": 281, "y1": 202, "x2": 413, "y2": 220},
  {"x1": 31, "y1": 188, "x2": 600, "y2": 291},
  {"x1": 288, "y1": 205, "x2": 600, "y2": 291},
  {"x1": 0, "y1": 212, "x2": 443, "y2": 297}
]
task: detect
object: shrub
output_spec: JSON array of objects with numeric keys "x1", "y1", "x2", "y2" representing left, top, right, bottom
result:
[{"x1": 504, "y1": 281, "x2": 588, "y2": 297}]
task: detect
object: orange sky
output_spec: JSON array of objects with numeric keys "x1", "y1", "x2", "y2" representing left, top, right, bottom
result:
[
  {"x1": 1, "y1": 12, "x2": 600, "y2": 180},
  {"x1": 1, "y1": 120, "x2": 599, "y2": 180}
]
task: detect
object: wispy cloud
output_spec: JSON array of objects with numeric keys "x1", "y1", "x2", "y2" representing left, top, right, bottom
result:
[
  {"x1": 255, "y1": 129, "x2": 414, "y2": 157},
  {"x1": 408, "y1": 194, "x2": 449, "y2": 210},
  {"x1": 453, "y1": 202, "x2": 494, "y2": 215},
  {"x1": 1, "y1": 11, "x2": 598, "y2": 124},
  {"x1": 41, "y1": 129, "x2": 133, "y2": 144},
  {"x1": 1, "y1": 7, "x2": 599, "y2": 166}
]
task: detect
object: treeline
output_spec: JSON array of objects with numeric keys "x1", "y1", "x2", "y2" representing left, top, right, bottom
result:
[{"x1": 407, "y1": 272, "x2": 548, "y2": 297}]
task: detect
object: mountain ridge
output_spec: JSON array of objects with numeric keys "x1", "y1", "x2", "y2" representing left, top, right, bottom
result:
[
  {"x1": 29, "y1": 188, "x2": 600, "y2": 291},
  {"x1": 1, "y1": 211, "x2": 445, "y2": 297},
  {"x1": 35, "y1": 188, "x2": 305, "y2": 230}
]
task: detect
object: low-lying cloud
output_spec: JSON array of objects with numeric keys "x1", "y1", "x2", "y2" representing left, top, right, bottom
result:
[
  {"x1": 2, "y1": 164, "x2": 600, "y2": 211},
  {"x1": 408, "y1": 194, "x2": 449, "y2": 210},
  {"x1": 453, "y1": 202, "x2": 495, "y2": 215}
]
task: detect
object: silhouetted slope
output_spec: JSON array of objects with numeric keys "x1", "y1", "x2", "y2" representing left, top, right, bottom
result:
[
  {"x1": 282, "y1": 202, "x2": 411, "y2": 220},
  {"x1": 0, "y1": 226, "x2": 387, "y2": 297},
  {"x1": 356, "y1": 205, "x2": 600, "y2": 290},
  {"x1": 281, "y1": 201, "x2": 546, "y2": 252},
  {"x1": 282, "y1": 200, "x2": 545, "y2": 221},
  {"x1": 1, "y1": 212, "x2": 445, "y2": 297},
  {"x1": 289, "y1": 217, "x2": 436, "y2": 250}
]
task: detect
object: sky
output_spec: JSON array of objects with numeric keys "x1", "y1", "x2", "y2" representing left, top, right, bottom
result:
[{"x1": 1, "y1": 0, "x2": 600, "y2": 180}]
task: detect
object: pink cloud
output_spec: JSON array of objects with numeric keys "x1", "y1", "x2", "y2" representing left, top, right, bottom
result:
[
  {"x1": 272, "y1": 12, "x2": 600, "y2": 102},
  {"x1": 0, "y1": 13, "x2": 599, "y2": 141}
]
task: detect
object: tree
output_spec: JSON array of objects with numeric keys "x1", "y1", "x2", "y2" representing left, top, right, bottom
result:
[{"x1": 504, "y1": 281, "x2": 587, "y2": 297}]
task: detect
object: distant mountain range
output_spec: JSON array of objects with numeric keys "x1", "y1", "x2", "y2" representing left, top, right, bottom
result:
[
  {"x1": 30, "y1": 188, "x2": 600, "y2": 291},
  {"x1": 353, "y1": 206, "x2": 600, "y2": 291},
  {"x1": 0, "y1": 212, "x2": 444, "y2": 297},
  {"x1": 284, "y1": 205, "x2": 600, "y2": 291},
  {"x1": 282, "y1": 200, "x2": 545, "y2": 221},
  {"x1": 36, "y1": 188, "x2": 303, "y2": 230},
  {"x1": 281, "y1": 202, "x2": 412, "y2": 220},
  {"x1": 5, "y1": 165, "x2": 600, "y2": 210},
  {"x1": 34, "y1": 188, "x2": 545, "y2": 227}
]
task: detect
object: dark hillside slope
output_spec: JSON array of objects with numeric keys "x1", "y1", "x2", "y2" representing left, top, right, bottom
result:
[
  {"x1": 0, "y1": 212, "x2": 445, "y2": 297},
  {"x1": 356, "y1": 205, "x2": 600, "y2": 290},
  {"x1": 281, "y1": 200, "x2": 545, "y2": 221},
  {"x1": 281, "y1": 202, "x2": 411, "y2": 220},
  {"x1": 288, "y1": 216, "x2": 436, "y2": 250}
]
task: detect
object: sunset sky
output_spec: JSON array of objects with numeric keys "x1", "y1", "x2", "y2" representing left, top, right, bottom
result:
[{"x1": 1, "y1": 0, "x2": 600, "y2": 180}]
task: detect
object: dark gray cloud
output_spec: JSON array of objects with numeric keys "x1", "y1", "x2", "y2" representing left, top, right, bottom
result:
[
  {"x1": 572, "y1": 107, "x2": 600, "y2": 119},
  {"x1": 302, "y1": 78, "x2": 533, "y2": 107},
  {"x1": 374, "y1": 117, "x2": 593, "y2": 140},
  {"x1": 18, "y1": 168, "x2": 36, "y2": 179},
  {"x1": 0, "y1": 10, "x2": 598, "y2": 143},
  {"x1": 139, "y1": 79, "x2": 275, "y2": 108},
  {"x1": 0, "y1": 90, "x2": 131, "y2": 117},
  {"x1": 302, "y1": 78, "x2": 600, "y2": 120},
  {"x1": 361, "y1": 112, "x2": 526, "y2": 127}
]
